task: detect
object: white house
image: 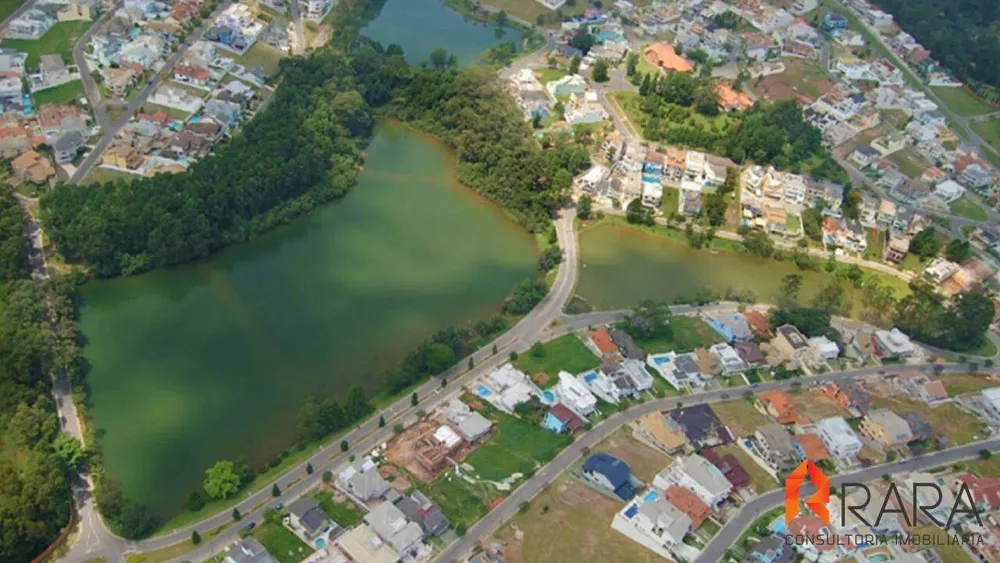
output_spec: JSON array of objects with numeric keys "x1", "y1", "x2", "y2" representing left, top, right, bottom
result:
[
  {"x1": 557, "y1": 371, "x2": 598, "y2": 417},
  {"x1": 817, "y1": 416, "x2": 862, "y2": 461},
  {"x1": 486, "y1": 364, "x2": 537, "y2": 413},
  {"x1": 709, "y1": 343, "x2": 748, "y2": 375},
  {"x1": 612, "y1": 498, "x2": 691, "y2": 559},
  {"x1": 647, "y1": 352, "x2": 703, "y2": 391},
  {"x1": 808, "y1": 336, "x2": 840, "y2": 363},
  {"x1": 933, "y1": 179, "x2": 965, "y2": 204},
  {"x1": 546, "y1": 74, "x2": 587, "y2": 97},
  {"x1": 873, "y1": 328, "x2": 917, "y2": 359},
  {"x1": 579, "y1": 368, "x2": 622, "y2": 405},
  {"x1": 652, "y1": 454, "x2": 732, "y2": 507}
]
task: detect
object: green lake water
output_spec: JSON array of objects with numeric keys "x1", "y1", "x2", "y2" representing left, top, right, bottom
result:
[
  {"x1": 576, "y1": 223, "x2": 910, "y2": 313},
  {"x1": 81, "y1": 122, "x2": 537, "y2": 516},
  {"x1": 362, "y1": 0, "x2": 520, "y2": 67}
]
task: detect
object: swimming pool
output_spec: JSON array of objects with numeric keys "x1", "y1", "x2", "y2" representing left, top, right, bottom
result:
[
  {"x1": 542, "y1": 390, "x2": 556, "y2": 404},
  {"x1": 643, "y1": 490, "x2": 659, "y2": 503},
  {"x1": 315, "y1": 538, "x2": 326, "y2": 549},
  {"x1": 652, "y1": 356, "x2": 671, "y2": 366},
  {"x1": 583, "y1": 371, "x2": 597, "y2": 383},
  {"x1": 477, "y1": 385, "x2": 492, "y2": 398},
  {"x1": 769, "y1": 516, "x2": 787, "y2": 535}
]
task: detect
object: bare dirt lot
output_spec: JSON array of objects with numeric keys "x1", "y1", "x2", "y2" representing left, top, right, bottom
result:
[
  {"x1": 756, "y1": 59, "x2": 833, "y2": 102},
  {"x1": 594, "y1": 428, "x2": 672, "y2": 483}
]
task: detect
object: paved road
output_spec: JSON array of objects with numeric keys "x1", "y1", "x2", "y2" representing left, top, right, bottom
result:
[
  {"x1": 69, "y1": 0, "x2": 236, "y2": 184},
  {"x1": 72, "y1": 5, "x2": 122, "y2": 133},
  {"x1": 697, "y1": 436, "x2": 1000, "y2": 562},
  {"x1": 433, "y1": 361, "x2": 993, "y2": 562}
]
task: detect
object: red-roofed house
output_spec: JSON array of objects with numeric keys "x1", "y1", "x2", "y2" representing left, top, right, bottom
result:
[
  {"x1": 663, "y1": 485, "x2": 711, "y2": 528},
  {"x1": 543, "y1": 403, "x2": 585, "y2": 434},
  {"x1": 788, "y1": 515, "x2": 838, "y2": 558},
  {"x1": 743, "y1": 310, "x2": 771, "y2": 338},
  {"x1": 755, "y1": 390, "x2": 807, "y2": 425},
  {"x1": 587, "y1": 329, "x2": 621, "y2": 360},
  {"x1": 793, "y1": 433, "x2": 829, "y2": 463},
  {"x1": 174, "y1": 64, "x2": 210, "y2": 87},
  {"x1": 952, "y1": 472, "x2": 1000, "y2": 513},
  {"x1": 700, "y1": 447, "x2": 750, "y2": 491}
]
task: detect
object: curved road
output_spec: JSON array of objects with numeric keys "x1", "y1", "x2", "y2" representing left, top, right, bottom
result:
[{"x1": 434, "y1": 361, "x2": 1000, "y2": 562}]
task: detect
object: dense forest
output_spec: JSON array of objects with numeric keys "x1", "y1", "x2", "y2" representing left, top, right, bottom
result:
[
  {"x1": 636, "y1": 72, "x2": 847, "y2": 182},
  {"x1": 0, "y1": 186, "x2": 76, "y2": 563},
  {"x1": 877, "y1": 0, "x2": 1000, "y2": 96}
]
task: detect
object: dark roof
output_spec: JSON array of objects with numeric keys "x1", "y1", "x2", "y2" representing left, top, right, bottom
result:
[
  {"x1": 555, "y1": 44, "x2": 583, "y2": 58},
  {"x1": 734, "y1": 341, "x2": 766, "y2": 365},
  {"x1": 842, "y1": 382, "x2": 871, "y2": 411},
  {"x1": 669, "y1": 404, "x2": 731, "y2": 446},
  {"x1": 610, "y1": 329, "x2": 644, "y2": 360},
  {"x1": 583, "y1": 453, "x2": 630, "y2": 487},
  {"x1": 548, "y1": 403, "x2": 585, "y2": 432},
  {"x1": 777, "y1": 324, "x2": 808, "y2": 349},
  {"x1": 396, "y1": 491, "x2": 449, "y2": 536},
  {"x1": 701, "y1": 447, "x2": 750, "y2": 489},
  {"x1": 743, "y1": 535, "x2": 796, "y2": 563},
  {"x1": 287, "y1": 497, "x2": 327, "y2": 534},
  {"x1": 901, "y1": 411, "x2": 932, "y2": 441}
]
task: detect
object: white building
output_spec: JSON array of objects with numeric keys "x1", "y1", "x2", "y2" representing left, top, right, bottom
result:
[
  {"x1": 933, "y1": 179, "x2": 965, "y2": 204},
  {"x1": 653, "y1": 454, "x2": 732, "y2": 507},
  {"x1": 709, "y1": 343, "x2": 748, "y2": 375},
  {"x1": 486, "y1": 364, "x2": 536, "y2": 413},
  {"x1": 579, "y1": 368, "x2": 621, "y2": 405},
  {"x1": 647, "y1": 352, "x2": 703, "y2": 391},
  {"x1": 612, "y1": 498, "x2": 692, "y2": 559},
  {"x1": 873, "y1": 328, "x2": 917, "y2": 359},
  {"x1": 817, "y1": 416, "x2": 862, "y2": 461},
  {"x1": 574, "y1": 164, "x2": 609, "y2": 193},
  {"x1": 557, "y1": 371, "x2": 598, "y2": 416},
  {"x1": 978, "y1": 388, "x2": 1000, "y2": 424},
  {"x1": 808, "y1": 336, "x2": 840, "y2": 363},
  {"x1": 149, "y1": 84, "x2": 204, "y2": 114},
  {"x1": 783, "y1": 173, "x2": 808, "y2": 206}
]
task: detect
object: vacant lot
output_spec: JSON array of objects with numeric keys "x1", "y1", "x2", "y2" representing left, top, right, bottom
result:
[
  {"x1": 422, "y1": 471, "x2": 497, "y2": 529},
  {"x1": 515, "y1": 334, "x2": 601, "y2": 377},
  {"x1": 464, "y1": 405, "x2": 572, "y2": 482},
  {"x1": 713, "y1": 399, "x2": 772, "y2": 438},
  {"x1": 32, "y1": 80, "x2": 84, "y2": 107},
  {"x1": 594, "y1": 427, "x2": 671, "y2": 483},
  {"x1": 790, "y1": 392, "x2": 850, "y2": 422},
  {"x1": 235, "y1": 42, "x2": 286, "y2": 77},
  {"x1": 496, "y1": 477, "x2": 663, "y2": 563},
  {"x1": 314, "y1": 490, "x2": 365, "y2": 527},
  {"x1": 633, "y1": 316, "x2": 724, "y2": 354},
  {"x1": 715, "y1": 444, "x2": 779, "y2": 493},
  {"x1": 949, "y1": 195, "x2": 990, "y2": 222},
  {"x1": 971, "y1": 118, "x2": 1000, "y2": 155},
  {"x1": 757, "y1": 59, "x2": 832, "y2": 102},
  {"x1": 255, "y1": 522, "x2": 312, "y2": 563},
  {"x1": 931, "y1": 86, "x2": 998, "y2": 117},
  {"x1": 1, "y1": 20, "x2": 91, "y2": 68},
  {"x1": 870, "y1": 395, "x2": 989, "y2": 446},
  {"x1": 887, "y1": 147, "x2": 931, "y2": 179},
  {"x1": 937, "y1": 373, "x2": 1000, "y2": 396},
  {"x1": 965, "y1": 456, "x2": 1000, "y2": 478}
]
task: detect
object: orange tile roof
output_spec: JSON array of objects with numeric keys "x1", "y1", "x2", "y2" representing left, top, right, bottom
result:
[
  {"x1": 794, "y1": 433, "x2": 828, "y2": 462},
  {"x1": 757, "y1": 389, "x2": 807, "y2": 424},
  {"x1": 743, "y1": 310, "x2": 770, "y2": 337},
  {"x1": 643, "y1": 43, "x2": 693, "y2": 73},
  {"x1": 922, "y1": 380, "x2": 948, "y2": 401},
  {"x1": 716, "y1": 82, "x2": 752, "y2": 111},
  {"x1": 588, "y1": 329, "x2": 619, "y2": 356},
  {"x1": 664, "y1": 485, "x2": 710, "y2": 527}
]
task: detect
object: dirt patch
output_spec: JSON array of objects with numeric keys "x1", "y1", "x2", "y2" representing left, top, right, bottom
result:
[
  {"x1": 790, "y1": 392, "x2": 851, "y2": 422},
  {"x1": 384, "y1": 418, "x2": 475, "y2": 483},
  {"x1": 532, "y1": 372, "x2": 550, "y2": 387},
  {"x1": 594, "y1": 429, "x2": 672, "y2": 483},
  {"x1": 378, "y1": 465, "x2": 412, "y2": 493},
  {"x1": 757, "y1": 60, "x2": 833, "y2": 102}
]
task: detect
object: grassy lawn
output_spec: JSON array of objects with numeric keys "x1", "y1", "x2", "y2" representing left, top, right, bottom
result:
[
  {"x1": 715, "y1": 444, "x2": 779, "y2": 493},
  {"x1": 146, "y1": 103, "x2": 192, "y2": 122},
  {"x1": 314, "y1": 490, "x2": 364, "y2": 527},
  {"x1": 594, "y1": 427, "x2": 671, "y2": 483},
  {"x1": 965, "y1": 456, "x2": 1000, "y2": 478},
  {"x1": 865, "y1": 228, "x2": 885, "y2": 261},
  {"x1": 697, "y1": 518, "x2": 721, "y2": 538},
  {"x1": 949, "y1": 194, "x2": 989, "y2": 222},
  {"x1": 476, "y1": 0, "x2": 586, "y2": 26},
  {"x1": 756, "y1": 58, "x2": 832, "y2": 102},
  {"x1": 870, "y1": 395, "x2": 990, "y2": 446},
  {"x1": 785, "y1": 214, "x2": 801, "y2": 235},
  {"x1": 514, "y1": 334, "x2": 600, "y2": 377},
  {"x1": 32, "y1": 80, "x2": 84, "y2": 107},
  {"x1": 910, "y1": 526, "x2": 974, "y2": 563},
  {"x1": 535, "y1": 67, "x2": 567, "y2": 83},
  {"x1": 659, "y1": 186, "x2": 680, "y2": 215},
  {"x1": 464, "y1": 405, "x2": 573, "y2": 481},
  {"x1": 0, "y1": 0, "x2": 22, "y2": 22},
  {"x1": 421, "y1": 473, "x2": 495, "y2": 529},
  {"x1": 887, "y1": 147, "x2": 930, "y2": 179},
  {"x1": 254, "y1": 522, "x2": 312, "y2": 563},
  {"x1": 971, "y1": 118, "x2": 1000, "y2": 155},
  {"x1": 234, "y1": 42, "x2": 286, "y2": 77},
  {"x1": 931, "y1": 86, "x2": 998, "y2": 117},
  {"x1": 127, "y1": 539, "x2": 201, "y2": 563},
  {"x1": 632, "y1": 316, "x2": 724, "y2": 354},
  {"x1": 609, "y1": 90, "x2": 733, "y2": 141},
  {"x1": 1, "y1": 20, "x2": 92, "y2": 68},
  {"x1": 937, "y1": 373, "x2": 1000, "y2": 397},
  {"x1": 712, "y1": 400, "x2": 773, "y2": 438},
  {"x1": 82, "y1": 167, "x2": 136, "y2": 186},
  {"x1": 881, "y1": 109, "x2": 911, "y2": 129},
  {"x1": 494, "y1": 476, "x2": 663, "y2": 563}
]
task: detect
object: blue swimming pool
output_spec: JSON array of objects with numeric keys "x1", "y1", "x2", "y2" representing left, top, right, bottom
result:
[
  {"x1": 477, "y1": 385, "x2": 492, "y2": 397},
  {"x1": 769, "y1": 517, "x2": 787, "y2": 535},
  {"x1": 543, "y1": 390, "x2": 556, "y2": 403},
  {"x1": 583, "y1": 371, "x2": 597, "y2": 382},
  {"x1": 652, "y1": 356, "x2": 671, "y2": 366},
  {"x1": 315, "y1": 538, "x2": 326, "y2": 549},
  {"x1": 643, "y1": 490, "x2": 659, "y2": 503}
]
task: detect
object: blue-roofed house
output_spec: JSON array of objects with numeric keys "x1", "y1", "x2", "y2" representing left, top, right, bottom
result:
[
  {"x1": 582, "y1": 452, "x2": 636, "y2": 501},
  {"x1": 704, "y1": 313, "x2": 751, "y2": 342},
  {"x1": 822, "y1": 12, "x2": 848, "y2": 31},
  {"x1": 543, "y1": 403, "x2": 585, "y2": 434}
]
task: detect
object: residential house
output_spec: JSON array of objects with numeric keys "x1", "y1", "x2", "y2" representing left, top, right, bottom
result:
[
  {"x1": 753, "y1": 423, "x2": 798, "y2": 471},
  {"x1": 895, "y1": 374, "x2": 948, "y2": 405},
  {"x1": 582, "y1": 453, "x2": 636, "y2": 501},
  {"x1": 610, "y1": 329, "x2": 643, "y2": 360},
  {"x1": 7, "y1": 10, "x2": 54, "y2": 40},
  {"x1": 486, "y1": 364, "x2": 536, "y2": 413},
  {"x1": 223, "y1": 538, "x2": 276, "y2": 563},
  {"x1": 663, "y1": 485, "x2": 709, "y2": 528},
  {"x1": 0, "y1": 49, "x2": 26, "y2": 77},
  {"x1": 286, "y1": 497, "x2": 330, "y2": 541},
  {"x1": 101, "y1": 145, "x2": 144, "y2": 170},
  {"x1": 755, "y1": 389, "x2": 807, "y2": 425},
  {"x1": 788, "y1": 515, "x2": 841, "y2": 562},
  {"x1": 546, "y1": 74, "x2": 587, "y2": 97},
  {"x1": 822, "y1": 382, "x2": 871, "y2": 413},
  {"x1": 734, "y1": 341, "x2": 767, "y2": 368},
  {"x1": 37, "y1": 104, "x2": 87, "y2": 139},
  {"x1": 543, "y1": 403, "x2": 585, "y2": 434},
  {"x1": 10, "y1": 150, "x2": 54, "y2": 184},
  {"x1": 771, "y1": 324, "x2": 811, "y2": 366},
  {"x1": 603, "y1": 359, "x2": 654, "y2": 395},
  {"x1": 873, "y1": 328, "x2": 917, "y2": 359},
  {"x1": 588, "y1": 328, "x2": 621, "y2": 360},
  {"x1": 556, "y1": 371, "x2": 597, "y2": 417},
  {"x1": 807, "y1": 336, "x2": 839, "y2": 363},
  {"x1": 858, "y1": 408, "x2": 913, "y2": 449},
  {"x1": 817, "y1": 416, "x2": 863, "y2": 461},
  {"x1": 648, "y1": 352, "x2": 703, "y2": 391},
  {"x1": 52, "y1": 131, "x2": 83, "y2": 164},
  {"x1": 395, "y1": 491, "x2": 449, "y2": 537},
  {"x1": 103, "y1": 67, "x2": 138, "y2": 96},
  {"x1": 933, "y1": 179, "x2": 965, "y2": 204},
  {"x1": 668, "y1": 404, "x2": 731, "y2": 449},
  {"x1": 883, "y1": 231, "x2": 910, "y2": 264},
  {"x1": 564, "y1": 90, "x2": 607, "y2": 126},
  {"x1": 793, "y1": 433, "x2": 829, "y2": 463},
  {"x1": 744, "y1": 535, "x2": 797, "y2": 563},
  {"x1": 443, "y1": 399, "x2": 492, "y2": 443},
  {"x1": 175, "y1": 64, "x2": 211, "y2": 88},
  {"x1": 634, "y1": 412, "x2": 688, "y2": 455},
  {"x1": 743, "y1": 310, "x2": 771, "y2": 338},
  {"x1": 338, "y1": 460, "x2": 390, "y2": 502},
  {"x1": 150, "y1": 84, "x2": 204, "y2": 114},
  {"x1": 335, "y1": 525, "x2": 398, "y2": 563},
  {"x1": 364, "y1": 501, "x2": 424, "y2": 557},
  {"x1": 700, "y1": 447, "x2": 751, "y2": 492},
  {"x1": 612, "y1": 498, "x2": 691, "y2": 558},
  {"x1": 652, "y1": 454, "x2": 732, "y2": 507},
  {"x1": 851, "y1": 145, "x2": 879, "y2": 169},
  {"x1": 704, "y1": 313, "x2": 751, "y2": 343},
  {"x1": 580, "y1": 368, "x2": 622, "y2": 405},
  {"x1": 901, "y1": 411, "x2": 933, "y2": 443},
  {"x1": 709, "y1": 343, "x2": 748, "y2": 375},
  {"x1": 980, "y1": 388, "x2": 1000, "y2": 424},
  {"x1": 951, "y1": 473, "x2": 1000, "y2": 514}
]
